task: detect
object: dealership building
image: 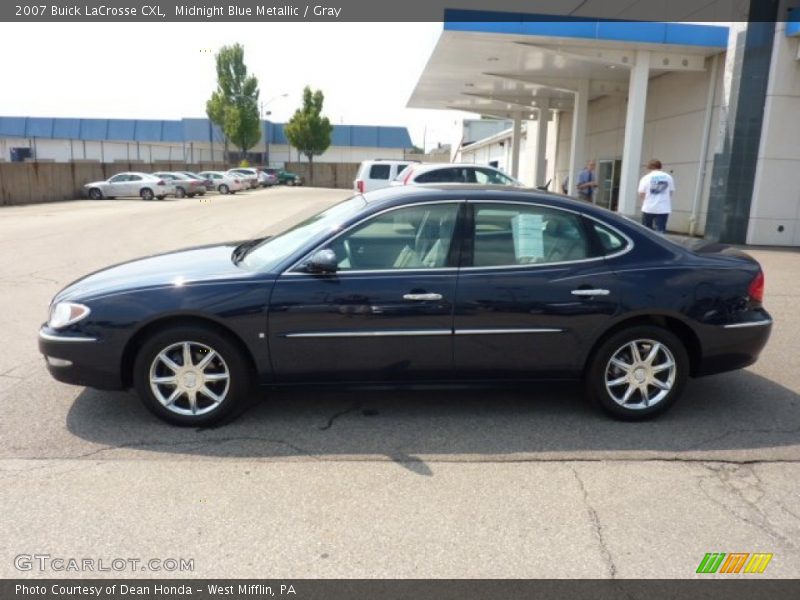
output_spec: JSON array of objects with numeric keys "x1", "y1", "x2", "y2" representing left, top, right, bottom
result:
[
  {"x1": 0, "y1": 116, "x2": 412, "y2": 167},
  {"x1": 409, "y1": 4, "x2": 800, "y2": 246}
]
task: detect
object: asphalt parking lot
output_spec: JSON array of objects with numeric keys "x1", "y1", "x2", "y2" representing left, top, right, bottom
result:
[{"x1": 1, "y1": 186, "x2": 799, "y2": 579}]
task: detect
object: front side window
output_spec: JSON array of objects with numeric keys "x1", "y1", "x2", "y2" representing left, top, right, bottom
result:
[
  {"x1": 326, "y1": 203, "x2": 460, "y2": 271},
  {"x1": 109, "y1": 174, "x2": 128, "y2": 183},
  {"x1": 472, "y1": 203, "x2": 590, "y2": 267},
  {"x1": 368, "y1": 164, "x2": 391, "y2": 180}
]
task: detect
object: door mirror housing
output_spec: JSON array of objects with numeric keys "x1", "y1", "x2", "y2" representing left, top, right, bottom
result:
[{"x1": 305, "y1": 249, "x2": 338, "y2": 274}]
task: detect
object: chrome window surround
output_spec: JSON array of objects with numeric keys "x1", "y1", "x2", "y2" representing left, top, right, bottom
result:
[{"x1": 283, "y1": 199, "x2": 634, "y2": 276}]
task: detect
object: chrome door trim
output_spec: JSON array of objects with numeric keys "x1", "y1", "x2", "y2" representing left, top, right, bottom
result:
[
  {"x1": 283, "y1": 329, "x2": 453, "y2": 339},
  {"x1": 454, "y1": 328, "x2": 564, "y2": 335},
  {"x1": 722, "y1": 320, "x2": 773, "y2": 329}
]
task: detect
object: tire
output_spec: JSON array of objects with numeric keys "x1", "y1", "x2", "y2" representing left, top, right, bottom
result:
[
  {"x1": 107, "y1": 196, "x2": 116, "y2": 200},
  {"x1": 584, "y1": 325, "x2": 688, "y2": 421},
  {"x1": 156, "y1": 195, "x2": 166, "y2": 201},
  {"x1": 140, "y1": 188, "x2": 154, "y2": 201},
  {"x1": 133, "y1": 325, "x2": 252, "y2": 427},
  {"x1": 88, "y1": 188, "x2": 103, "y2": 200},
  {"x1": 218, "y1": 184, "x2": 229, "y2": 195},
  {"x1": 176, "y1": 187, "x2": 187, "y2": 199}
]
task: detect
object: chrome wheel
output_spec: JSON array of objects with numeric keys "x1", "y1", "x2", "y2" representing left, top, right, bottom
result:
[
  {"x1": 140, "y1": 188, "x2": 154, "y2": 201},
  {"x1": 604, "y1": 339, "x2": 676, "y2": 410},
  {"x1": 148, "y1": 341, "x2": 230, "y2": 416}
]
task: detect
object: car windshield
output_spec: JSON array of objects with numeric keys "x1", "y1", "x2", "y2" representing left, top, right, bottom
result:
[{"x1": 238, "y1": 195, "x2": 367, "y2": 271}]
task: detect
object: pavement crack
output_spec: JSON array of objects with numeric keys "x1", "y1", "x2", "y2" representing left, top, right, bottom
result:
[
  {"x1": 318, "y1": 401, "x2": 361, "y2": 431},
  {"x1": 570, "y1": 466, "x2": 617, "y2": 578}
]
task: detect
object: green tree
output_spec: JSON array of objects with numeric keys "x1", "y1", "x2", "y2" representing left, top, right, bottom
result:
[
  {"x1": 284, "y1": 86, "x2": 333, "y2": 184},
  {"x1": 205, "y1": 44, "x2": 261, "y2": 161}
]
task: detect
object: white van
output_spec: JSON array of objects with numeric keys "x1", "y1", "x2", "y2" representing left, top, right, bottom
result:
[{"x1": 354, "y1": 159, "x2": 417, "y2": 193}]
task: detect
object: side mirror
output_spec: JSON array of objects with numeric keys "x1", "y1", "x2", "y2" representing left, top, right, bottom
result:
[{"x1": 306, "y1": 249, "x2": 338, "y2": 274}]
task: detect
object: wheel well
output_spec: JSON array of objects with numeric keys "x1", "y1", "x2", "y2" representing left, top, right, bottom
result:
[
  {"x1": 120, "y1": 315, "x2": 258, "y2": 388},
  {"x1": 583, "y1": 315, "x2": 702, "y2": 377}
]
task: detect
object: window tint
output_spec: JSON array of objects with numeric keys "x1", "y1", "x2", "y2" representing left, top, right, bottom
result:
[
  {"x1": 128, "y1": 175, "x2": 142, "y2": 182},
  {"x1": 393, "y1": 164, "x2": 410, "y2": 176},
  {"x1": 369, "y1": 164, "x2": 391, "y2": 180},
  {"x1": 472, "y1": 204, "x2": 590, "y2": 266},
  {"x1": 415, "y1": 168, "x2": 463, "y2": 184},
  {"x1": 327, "y1": 203, "x2": 460, "y2": 271},
  {"x1": 109, "y1": 174, "x2": 128, "y2": 183},
  {"x1": 473, "y1": 168, "x2": 516, "y2": 186},
  {"x1": 592, "y1": 222, "x2": 628, "y2": 255}
]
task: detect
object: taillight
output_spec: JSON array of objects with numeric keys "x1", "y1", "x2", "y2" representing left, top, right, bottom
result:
[
  {"x1": 234, "y1": 179, "x2": 240, "y2": 184},
  {"x1": 403, "y1": 169, "x2": 415, "y2": 184},
  {"x1": 156, "y1": 179, "x2": 165, "y2": 186},
  {"x1": 356, "y1": 179, "x2": 364, "y2": 193},
  {"x1": 748, "y1": 270, "x2": 765, "y2": 304}
]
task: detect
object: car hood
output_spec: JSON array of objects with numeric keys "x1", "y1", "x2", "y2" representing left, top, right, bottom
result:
[
  {"x1": 84, "y1": 180, "x2": 107, "y2": 188},
  {"x1": 55, "y1": 243, "x2": 254, "y2": 302}
]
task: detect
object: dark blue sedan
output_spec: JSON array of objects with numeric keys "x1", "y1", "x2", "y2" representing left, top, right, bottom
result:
[{"x1": 38, "y1": 186, "x2": 772, "y2": 426}]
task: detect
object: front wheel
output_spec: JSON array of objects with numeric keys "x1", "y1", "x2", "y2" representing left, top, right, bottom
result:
[
  {"x1": 133, "y1": 326, "x2": 251, "y2": 426},
  {"x1": 88, "y1": 188, "x2": 103, "y2": 200},
  {"x1": 140, "y1": 188, "x2": 154, "y2": 201},
  {"x1": 585, "y1": 326, "x2": 688, "y2": 420}
]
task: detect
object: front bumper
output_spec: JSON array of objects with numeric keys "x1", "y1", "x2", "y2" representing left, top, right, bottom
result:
[{"x1": 38, "y1": 327, "x2": 124, "y2": 390}]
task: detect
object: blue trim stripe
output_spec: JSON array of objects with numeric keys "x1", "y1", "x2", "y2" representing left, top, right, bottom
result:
[
  {"x1": 0, "y1": 116, "x2": 413, "y2": 148},
  {"x1": 788, "y1": 8, "x2": 800, "y2": 37},
  {"x1": 443, "y1": 10, "x2": 729, "y2": 48}
]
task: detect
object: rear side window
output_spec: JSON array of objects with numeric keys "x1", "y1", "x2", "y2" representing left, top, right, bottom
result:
[
  {"x1": 369, "y1": 164, "x2": 391, "y2": 180},
  {"x1": 592, "y1": 222, "x2": 629, "y2": 255},
  {"x1": 393, "y1": 164, "x2": 410, "y2": 176},
  {"x1": 416, "y1": 168, "x2": 462, "y2": 183},
  {"x1": 472, "y1": 203, "x2": 590, "y2": 266}
]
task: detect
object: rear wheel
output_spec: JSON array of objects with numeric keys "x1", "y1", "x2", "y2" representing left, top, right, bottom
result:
[
  {"x1": 88, "y1": 188, "x2": 103, "y2": 200},
  {"x1": 175, "y1": 187, "x2": 187, "y2": 199},
  {"x1": 218, "y1": 184, "x2": 229, "y2": 195},
  {"x1": 585, "y1": 326, "x2": 688, "y2": 420},
  {"x1": 140, "y1": 188, "x2": 154, "y2": 201},
  {"x1": 133, "y1": 325, "x2": 251, "y2": 426}
]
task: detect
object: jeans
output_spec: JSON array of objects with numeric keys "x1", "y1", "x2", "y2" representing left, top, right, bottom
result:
[{"x1": 642, "y1": 212, "x2": 668, "y2": 233}]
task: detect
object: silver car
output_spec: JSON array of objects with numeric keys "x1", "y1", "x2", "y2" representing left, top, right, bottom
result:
[
  {"x1": 84, "y1": 172, "x2": 174, "y2": 201},
  {"x1": 226, "y1": 168, "x2": 259, "y2": 189},
  {"x1": 198, "y1": 171, "x2": 246, "y2": 194}
]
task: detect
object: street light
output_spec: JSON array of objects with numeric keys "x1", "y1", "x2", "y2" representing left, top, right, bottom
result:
[{"x1": 261, "y1": 93, "x2": 288, "y2": 167}]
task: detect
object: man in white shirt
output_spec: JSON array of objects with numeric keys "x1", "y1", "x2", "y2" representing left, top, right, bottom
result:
[{"x1": 638, "y1": 159, "x2": 674, "y2": 233}]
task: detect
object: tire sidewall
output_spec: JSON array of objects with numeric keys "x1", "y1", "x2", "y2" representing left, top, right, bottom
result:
[
  {"x1": 133, "y1": 325, "x2": 251, "y2": 426},
  {"x1": 140, "y1": 188, "x2": 154, "y2": 201},
  {"x1": 586, "y1": 325, "x2": 688, "y2": 420}
]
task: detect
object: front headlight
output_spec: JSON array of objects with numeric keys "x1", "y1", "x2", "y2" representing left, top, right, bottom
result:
[{"x1": 48, "y1": 302, "x2": 91, "y2": 329}]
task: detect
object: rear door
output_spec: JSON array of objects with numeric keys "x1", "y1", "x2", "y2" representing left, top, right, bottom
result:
[{"x1": 453, "y1": 201, "x2": 623, "y2": 379}]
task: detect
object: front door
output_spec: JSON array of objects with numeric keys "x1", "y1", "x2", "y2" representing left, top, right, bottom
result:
[
  {"x1": 268, "y1": 202, "x2": 463, "y2": 382},
  {"x1": 453, "y1": 201, "x2": 621, "y2": 379}
]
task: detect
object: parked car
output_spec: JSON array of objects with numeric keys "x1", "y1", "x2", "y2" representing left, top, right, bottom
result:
[
  {"x1": 392, "y1": 163, "x2": 523, "y2": 186},
  {"x1": 255, "y1": 168, "x2": 278, "y2": 187},
  {"x1": 39, "y1": 185, "x2": 772, "y2": 426},
  {"x1": 354, "y1": 159, "x2": 416, "y2": 193},
  {"x1": 179, "y1": 171, "x2": 213, "y2": 192},
  {"x1": 197, "y1": 171, "x2": 245, "y2": 194},
  {"x1": 227, "y1": 168, "x2": 259, "y2": 189},
  {"x1": 84, "y1": 172, "x2": 173, "y2": 201},
  {"x1": 264, "y1": 168, "x2": 303, "y2": 186},
  {"x1": 152, "y1": 172, "x2": 206, "y2": 198}
]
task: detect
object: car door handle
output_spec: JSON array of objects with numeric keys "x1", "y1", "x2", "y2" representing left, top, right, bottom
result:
[
  {"x1": 403, "y1": 293, "x2": 443, "y2": 301},
  {"x1": 571, "y1": 289, "x2": 610, "y2": 297}
]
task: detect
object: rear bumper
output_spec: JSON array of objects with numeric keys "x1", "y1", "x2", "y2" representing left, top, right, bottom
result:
[
  {"x1": 38, "y1": 327, "x2": 124, "y2": 390},
  {"x1": 694, "y1": 311, "x2": 773, "y2": 377}
]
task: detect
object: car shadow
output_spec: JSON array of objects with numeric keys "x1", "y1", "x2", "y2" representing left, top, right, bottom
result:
[{"x1": 65, "y1": 370, "x2": 800, "y2": 466}]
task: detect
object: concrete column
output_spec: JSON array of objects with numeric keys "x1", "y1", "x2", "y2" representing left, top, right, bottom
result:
[
  {"x1": 567, "y1": 79, "x2": 589, "y2": 196},
  {"x1": 534, "y1": 101, "x2": 550, "y2": 187},
  {"x1": 618, "y1": 50, "x2": 651, "y2": 216},
  {"x1": 510, "y1": 113, "x2": 522, "y2": 178}
]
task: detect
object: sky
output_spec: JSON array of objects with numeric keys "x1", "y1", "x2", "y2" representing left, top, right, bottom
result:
[{"x1": 0, "y1": 22, "x2": 471, "y2": 150}]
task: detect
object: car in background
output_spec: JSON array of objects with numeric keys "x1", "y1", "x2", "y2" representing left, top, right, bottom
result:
[
  {"x1": 255, "y1": 168, "x2": 278, "y2": 187},
  {"x1": 153, "y1": 172, "x2": 206, "y2": 198},
  {"x1": 354, "y1": 159, "x2": 416, "y2": 193},
  {"x1": 264, "y1": 168, "x2": 303, "y2": 186},
  {"x1": 38, "y1": 185, "x2": 771, "y2": 426},
  {"x1": 392, "y1": 163, "x2": 523, "y2": 187},
  {"x1": 197, "y1": 171, "x2": 245, "y2": 194},
  {"x1": 84, "y1": 172, "x2": 173, "y2": 201},
  {"x1": 227, "y1": 168, "x2": 259, "y2": 189},
  {"x1": 179, "y1": 171, "x2": 214, "y2": 192}
]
